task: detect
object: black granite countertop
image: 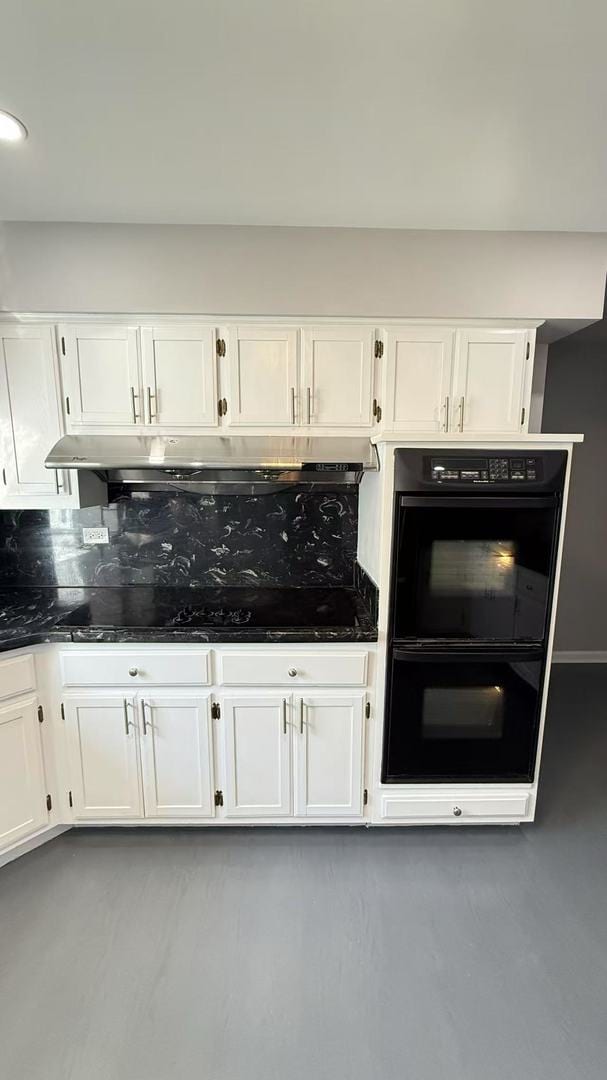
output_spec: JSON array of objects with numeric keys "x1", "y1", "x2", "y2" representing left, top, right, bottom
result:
[{"x1": 0, "y1": 585, "x2": 378, "y2": 652}]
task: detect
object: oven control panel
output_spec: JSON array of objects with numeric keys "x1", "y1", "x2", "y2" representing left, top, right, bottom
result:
[{"x1": 429, "y1": 456, "x2": 542, "y2": 483}]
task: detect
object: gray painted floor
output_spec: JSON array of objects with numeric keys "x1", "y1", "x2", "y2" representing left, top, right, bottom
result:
[{"x1": 1, "y1": 665, "x2": 606, "y2": 1080}]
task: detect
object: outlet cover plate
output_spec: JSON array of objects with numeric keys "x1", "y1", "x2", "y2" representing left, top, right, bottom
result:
[{"x1": 82, "y1": 527, "x2": 109, "y2": 545}]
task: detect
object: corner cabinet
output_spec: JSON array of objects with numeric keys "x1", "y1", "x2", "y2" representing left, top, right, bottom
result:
[{"x1": 382, "y1": 325, "x2": 533, "y2": 434}]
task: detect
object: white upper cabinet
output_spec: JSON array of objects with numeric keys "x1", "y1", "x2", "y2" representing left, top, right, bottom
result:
[
  {"x1": 0, "y1": 696, "x2": 48, "y2": 850},
  {"x1": 293, "y1": 694, "x2": 365, "y2": 818},
  {"x1": 60, "y1": 324, "x2": 140, "y2": 427},
  {"x1": 384, "y1": 327, "x2": 455, "y2": 432},
  {"x1": 221, "y1": 694, "x2": 292, "y2": 817},
  {"x1": 452, "y1": 329, "x2": 530, "y2": 434},
  {"x1": 139, "y1": 693, "x2": 214, "y2": 819},
  {"x1": 302, "y1": 326, "x2": 375, "y2": 427},
  {"x1": 140, "y1": 325, "x2": 218, "y2": 428},
  {"x1": 0, "y1": 326, "x2": 66, "y2": 501},
  {"x1": 227, "y1": 326, "x2": 299, "y2": 426},
  {"x1": 65, "y1": 695, "x2": 143, "y2": 820}
]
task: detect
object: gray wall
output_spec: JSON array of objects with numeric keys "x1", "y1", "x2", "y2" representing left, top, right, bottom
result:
[
  {"x1": 542, "y1": 330, "x2": 607, "y2": 652},
  {"x1": 1, "y1": 222, "x2": 606, "y2": 318}
]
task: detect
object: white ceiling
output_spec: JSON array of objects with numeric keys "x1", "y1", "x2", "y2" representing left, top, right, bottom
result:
[{"x1": 2, "y1": 1, "x2": 607, "y2": 229}]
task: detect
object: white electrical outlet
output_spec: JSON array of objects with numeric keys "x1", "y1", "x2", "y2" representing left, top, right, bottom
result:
[{"x1": 82, "y1": 527, "x2": 109, "y2": 545}]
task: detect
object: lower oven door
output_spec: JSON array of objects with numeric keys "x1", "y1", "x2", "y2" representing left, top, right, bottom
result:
[{"x1": 382, "y1": 647, "x2": 545, "y2": 784}]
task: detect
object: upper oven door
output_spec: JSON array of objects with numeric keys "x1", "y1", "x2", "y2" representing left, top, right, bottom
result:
[{"x1": 392, "y1": 495, "x2": 561, "y2": 644}]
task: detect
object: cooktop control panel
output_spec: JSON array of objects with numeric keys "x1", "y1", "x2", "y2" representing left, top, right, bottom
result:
[{"x1": 429, "y1": 456, "x2": 542, "y2": 483}]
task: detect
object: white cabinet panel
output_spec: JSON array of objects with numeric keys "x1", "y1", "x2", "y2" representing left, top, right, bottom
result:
[
  {"x1": 294, "y1": 694, "x2": 364, "y2": 818},
  {"x1": 140, "y1": 326, "x2": 217, "y2": 427},
  {"x1": 139, "y1": 694, "x2": 214, "y2": 818},
  {"x1": 452, "y1": 329, "x2": 528, "y2": 434},
  {"x1": 65, "y1": 695, "x2": 143, "y2": 820},
  {"x1": 222, "y1": 695, "x2": 291, "y2": 817},
  {"x1": 217, "y1": 650, "x2": 368, "y2": 687},
  {"x1": 302, "y1": 326, "x2": 374, "y2": 427},
  {"x1": 227, "y1": 326, "x2": 299, "y2": 426},
  {"x1": 61, "y1": 648, "x2": 211, "y2": 687},
  {"x1": 60, "y1": 325, "x2": 140, "y2": 427},
  {"x1": 0, "y1": 653, "x2": 36, "y2": 702},
  {"x1": 0, "y1": 697, "x2": 48, "y2": 850},
  {"x1": 385, "y1": 328, "x2": 454, "y2": 432},
  {"x1": 381, "y1": 793, "x2": 529, "y2": 821}
]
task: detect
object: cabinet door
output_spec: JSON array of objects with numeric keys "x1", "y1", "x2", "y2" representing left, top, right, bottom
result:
[
  {"x1": 60, "y1": 324, "x2": 141, "y2": 427},
  {"x1": 294, "y1": 694, "x2": 365, "y2": 818},
  {"x1": 65, "y1": 696, "x2": 143, "y2": 820},
  {"x1": 139, "y1": 694, "x2": 214, "y2": 818},
  {"x1": 222, "y1": 695, "x2": 291, "y2": 817},
  {"x1": 140, "y1": 326, "x2": 218, "y2": 428},
  {"x1": 452, "y1": 329, "x2": 528, "y2": 434},
  {"x1": 0, "y1": 326, "x2": 66, "y2": 502},
  {"x1": 302, "y1": 326, "x2": 374, "y2": 427},
  {"x1": 385, "y1": 328, "x2": 454, "y2": 432},
  {"x1": 227, "y1": 326, "x2": 299, "y2": 426},
  {"x1": 0, "y1": 697, "x2": 48, "y2": 850}
]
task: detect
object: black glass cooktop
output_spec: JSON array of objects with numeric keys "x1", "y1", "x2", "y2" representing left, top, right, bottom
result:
[{"x1": 57, "y1": 586, "x2": 363, "y2": 630}]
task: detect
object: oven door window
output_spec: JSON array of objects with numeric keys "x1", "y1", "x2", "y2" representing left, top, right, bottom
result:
[
  {"x1": 393, "y1": 504, "x2": 558, "y2": 642},
  {"x1": 382, "y1": 653, "x2": 543, "y2": 783}
]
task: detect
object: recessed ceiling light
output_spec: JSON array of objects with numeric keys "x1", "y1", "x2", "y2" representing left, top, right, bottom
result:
[{"x1": 0, "y1": 111, "x2": 28, "y2": 142}]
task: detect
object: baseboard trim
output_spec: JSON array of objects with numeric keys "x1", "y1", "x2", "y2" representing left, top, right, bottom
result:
[
  {"x1": 0, "y1": 825, "x2": 71, "y2": 869},
  {"x1": 552, "y1": 651, "x2": 607, "y2": 664}
]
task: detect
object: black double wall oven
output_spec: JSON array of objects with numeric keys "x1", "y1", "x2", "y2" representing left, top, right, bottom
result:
[{"x1": 382, "y1": 449, "x2": 567, "y2": 784}]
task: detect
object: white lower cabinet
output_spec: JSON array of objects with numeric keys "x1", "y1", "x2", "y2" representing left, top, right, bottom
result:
[
  {"x1": 221, "y1": 694, "x2": 292, "y2": 818},
  {"x1": 294, "y1": 694, "x2": 365, "y2": 818},
  {"x1": 65, "y1": 695, "x2": 143, "y2": 820},
  {"x1": 0, "y1": 695, "x2": 48, "y2": 849},
  {"x1": 139, "y1": 693, "x2": 214, "y2": 819}
]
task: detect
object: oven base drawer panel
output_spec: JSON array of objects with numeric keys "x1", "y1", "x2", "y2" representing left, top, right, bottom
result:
[
  {"x1": 61, "y1": 650, "x2": 211, "y2": 687},
  {"x1": 217, "y1": 651, "x2": 368, "y2": 686},
  {"x1": 380, "y1": 793, "x2": 529, "y2": 821}
]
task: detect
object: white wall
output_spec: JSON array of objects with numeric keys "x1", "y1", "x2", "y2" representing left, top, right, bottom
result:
[{"x1": 1, "y1": 223, "x2": 606, "y2": 319}]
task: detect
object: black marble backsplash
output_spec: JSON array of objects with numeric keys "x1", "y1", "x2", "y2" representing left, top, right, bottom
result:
[{"x1": 0, "y1": 488, "x2": 359, "y2": 589}]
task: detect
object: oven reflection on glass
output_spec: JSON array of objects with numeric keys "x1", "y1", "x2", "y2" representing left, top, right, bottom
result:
[{"x1": 422, "y1": 686, "x2": 505, "y2": 740}]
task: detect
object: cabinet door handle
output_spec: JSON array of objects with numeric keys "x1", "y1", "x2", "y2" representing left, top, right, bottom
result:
[
  {"x1": 300, "y1": 697, "x2": 304, "y2": 735},
  {"x1": 141, "y1": 699, "x2": 149, "y2": 735},
  {"x1": 147, "y1": 386, "x2": 156, "y2": 423},
  {"x1": 2, "y1": 467, "x2": 6, "y2": 486},
  {"x1": 458, "y1": 395, "x2": 465, "y2": 432},
  {"x1": 306, "y1": 386, "x2": 311, "y2": 424},
  {"x1": 282, "y1": 698, "x2": 288, "y2": 735},
  {"x1": 123, "y1": 698, "x2": 132, "y2": 735},
  {"x1": 443, "y1": 396, "x2": 449, "y2": 432},
  {"x1": 290, "y1": 386, "x2": 296, "y2": 424},
  {"x1": 130, "y1": 386, "x2": 139, "y2": 423}
]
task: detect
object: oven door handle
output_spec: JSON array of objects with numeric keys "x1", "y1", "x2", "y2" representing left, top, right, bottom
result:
[
  {"x1": 398, "y1": 495, "x2": 558, "y2": 510},
  {"x1": 391, "y1": 646, "x2": 545, "y2": 663}
]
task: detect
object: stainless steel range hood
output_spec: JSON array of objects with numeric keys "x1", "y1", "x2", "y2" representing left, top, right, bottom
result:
[{"x1": 45, "y1": 435, "x2": 379, "y2": 492}]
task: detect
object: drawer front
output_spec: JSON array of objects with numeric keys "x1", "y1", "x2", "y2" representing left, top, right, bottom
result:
[
  {"x1": 0, "y1": 653, "x2": 36, "y2": 701},
  {"x1": 61, "y1": 650, "x2": 211, "y2": 687},
  {"x1": 381, "y1": 793, "x2": 529, "y2": 821},
  {"x1": 217, "y1": 651, "x2": 368, "y2": 687}
]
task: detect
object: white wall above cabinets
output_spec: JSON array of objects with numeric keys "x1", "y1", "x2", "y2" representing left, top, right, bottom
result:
[
  {"x1": 382, "y1": 325, "x2": 534, "y2": 435},
  {"x1": 0, "y1": 325, "x2": 105, "y2": 510}
]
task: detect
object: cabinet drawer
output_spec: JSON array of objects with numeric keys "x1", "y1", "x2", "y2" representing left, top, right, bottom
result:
[
  {"x1": 217, "y1": 651, "x2": 368, "y2": 687},
  {"x1": 381, "y1": 793, "x2": 529, "y2": 821},
  {"x1": 0, "y1": 653, "x2": 36, "y2": 701},
  {"x1": 60, "y1": 650, "x2": 211, "y2": 687}
]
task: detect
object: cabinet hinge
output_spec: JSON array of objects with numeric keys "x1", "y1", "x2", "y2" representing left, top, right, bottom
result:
[
  {"x1": 46, "y1": 793, "x2": 52, "y2": 812},
  {"x1": 218, "y1": 399, "x2": 223, "y2": 417},
  {"x1": 374, "y1": 339, "x2": 384, "y2": 359},
  {"x1": 211, "y1": 702, "x2": 220, "y2": 720},
  {"x1": 363, "y1": 788, "x2": 368, "y2": 806},
  {"x1": 68, "y1": 791, "x2": 73, "y2": 808},
  {"x1": 365, "y1": 701, "x2": 371, "y2": 719},
  {"x1": 214, "y1": 789, "x2": 224, "y2": 807},
  {"x1": 376, "y1": 404, "x2": 382, "y2": 423},
  {"x1": 65, "y1": 396, "x2": 71, "y2": 415},
  {"x1": 526, "y1": 341, "x2": 530, "y2": 360},
  {"x1": 61, "y1": 336, "x2": 66, "y2": 356},
  {"x1": 60, "y1": 702, "x2": 65, "y2": 720},
  {"x1": 38, "y1": 704, "x2": 44, "y2": 724},
  {"x1": 216, "y1": 338, "x2": 226, "y2": 357}
]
